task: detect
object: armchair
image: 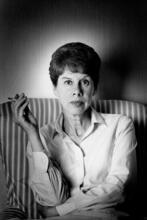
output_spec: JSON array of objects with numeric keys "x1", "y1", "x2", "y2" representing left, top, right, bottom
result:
[{"x1": 0, "y1": 98, "x2": 147, "y2": 219}]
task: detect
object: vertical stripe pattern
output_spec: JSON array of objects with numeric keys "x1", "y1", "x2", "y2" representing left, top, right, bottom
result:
[{"x1": 0, "y1": 98, "x2": 146, "y2": 218}]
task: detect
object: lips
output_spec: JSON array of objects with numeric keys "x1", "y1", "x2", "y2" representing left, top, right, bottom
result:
[{"x1": 70, "y1": 101, "x2": 84, "y2": 107}]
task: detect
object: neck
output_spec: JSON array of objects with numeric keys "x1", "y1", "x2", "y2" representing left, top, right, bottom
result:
[{"x1": 63, "y1": 108, "x2": 91, "y2": 137}]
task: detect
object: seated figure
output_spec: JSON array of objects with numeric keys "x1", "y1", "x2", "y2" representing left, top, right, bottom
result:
[{"x1": 10, "y1": 42, "x2": 137, "y2": 218}]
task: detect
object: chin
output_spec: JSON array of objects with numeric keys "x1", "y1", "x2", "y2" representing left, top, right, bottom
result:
[
  {"x1": 68, "y1": 107, "x2": 86, "y2": 116},
  {"x1": 63, "y1": 102, "x2": 89, "y2": 115}
]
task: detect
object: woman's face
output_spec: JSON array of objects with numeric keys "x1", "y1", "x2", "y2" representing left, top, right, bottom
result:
[{"x1": 54, "y1": 67, "x2": 95, "y2": 116}]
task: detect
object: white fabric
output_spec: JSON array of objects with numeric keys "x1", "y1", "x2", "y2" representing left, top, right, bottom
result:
[{"x1": 27, "y1": 108, "x2": 137, "y2": 216}]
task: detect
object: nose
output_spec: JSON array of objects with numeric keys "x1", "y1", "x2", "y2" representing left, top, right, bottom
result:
[{"x1": 73, "y1": 82, "x2": 83, "y2": 97}]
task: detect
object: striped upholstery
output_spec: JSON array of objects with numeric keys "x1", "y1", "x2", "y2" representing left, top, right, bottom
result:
[
  {"x1": 0, "y1": 98, "x2": 147, "y2": 218},
  {"x1": 0, "y1": 207, "x2": 27, "y2": 219}
]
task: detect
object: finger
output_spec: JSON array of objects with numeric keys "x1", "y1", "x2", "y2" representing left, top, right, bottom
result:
[
  {"x1": 8, "y1": 95, "x2": 19, "y2": 102},
  {"x1": 20, "y1": 99, "x2": 29, "y2": 116},
  {"x1": 13, "y1": 96, "x2": 26, "y2": 109},
  {"x1": 12, "y1": 100, "x2": 29, "y2": 126},
  {"x1": 13, "y1": 97, "x2": 28, "y2": 117},
  {"x1": 15, "y1": 93, "x2": 19, "y2": 99},
  {"x1": 16, "y1": 94, "x2": 28, "y2": 109},
  {"x1": 16, "y1": 93, "x2": 25, "y2": 102},
  {"x1": 9, "y1": 93, "x2": 24, "y2": 102},
  {"x1": 13, "y1": 93, "x2": 25, "y2": 102},
  {"x1": 14, "y1": 93, "x2": 27, "y2": 106}
]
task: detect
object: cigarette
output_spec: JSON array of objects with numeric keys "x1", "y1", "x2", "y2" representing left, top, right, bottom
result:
[{"x1": 8, "y1": 97, "x2": 17, "y2": 102}]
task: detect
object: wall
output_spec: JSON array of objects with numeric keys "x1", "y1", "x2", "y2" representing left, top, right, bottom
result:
[{"x1": 0, "y1": 0, "x2": 147, "y2": 104}]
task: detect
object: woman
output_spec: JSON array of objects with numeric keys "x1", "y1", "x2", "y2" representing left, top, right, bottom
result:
[{"x1": 11, "y1": 42, "x2": 137, "y2": 218}]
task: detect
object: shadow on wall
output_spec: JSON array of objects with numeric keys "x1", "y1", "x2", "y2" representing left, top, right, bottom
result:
[{"x1": 98, "y1": 48, "x2": 132, "y2": 100}]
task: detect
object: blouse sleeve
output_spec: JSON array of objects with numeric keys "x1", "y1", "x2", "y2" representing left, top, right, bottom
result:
[{"x1": 26, "y1": 129, "x2": 62, "y2": 206}]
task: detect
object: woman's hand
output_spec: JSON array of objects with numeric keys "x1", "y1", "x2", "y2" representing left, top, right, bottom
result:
[
  {"x1": 37, "y1": 203, "x2": 59, "y2": 218},
  {"x1": 10, "y1": 93, "x2": 38, "y2": 136}
]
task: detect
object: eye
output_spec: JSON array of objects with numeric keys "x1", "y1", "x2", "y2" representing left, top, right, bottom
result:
[
  {"x1": 82, "y1": 79, "x2": 90, "y2": 86},
  {"x1": 64, "y1": 80, "x2": 73, "y2": 85}
]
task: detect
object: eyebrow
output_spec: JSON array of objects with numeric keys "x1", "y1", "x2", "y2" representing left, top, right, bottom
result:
[
  {"x1": 61, "y1": 77, "x2": 72, "y2": 80},
  {"x1": 61, "y1": 76, "x2": 90, "y2": 80}
]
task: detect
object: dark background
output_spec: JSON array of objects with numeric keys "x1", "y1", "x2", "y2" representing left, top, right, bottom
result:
[{"x1": 0, "y1": 0, "x2": 147, "y2": 103}]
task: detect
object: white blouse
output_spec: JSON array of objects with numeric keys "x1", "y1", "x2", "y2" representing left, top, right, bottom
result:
[{"x1": 27, "y1": 108, "x2": 137, "y2": 216}]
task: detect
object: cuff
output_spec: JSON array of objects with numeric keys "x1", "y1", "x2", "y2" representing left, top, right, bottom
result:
[
  {"x1": 56, "y1": 202, "x2": 76, "y2": 216},
  {"x1": 32, "y1": 151, "x2": 49, "y2": 172}
]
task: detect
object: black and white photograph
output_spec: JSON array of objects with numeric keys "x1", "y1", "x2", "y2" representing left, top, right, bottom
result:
[{"x1": 0, "y1": 1, "x2": 147, "y2": 219}]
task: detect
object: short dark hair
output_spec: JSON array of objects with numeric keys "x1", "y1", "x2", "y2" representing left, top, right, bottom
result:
[{"x1": 49, "y1": 42, "x2": 101, "y2": 90}]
